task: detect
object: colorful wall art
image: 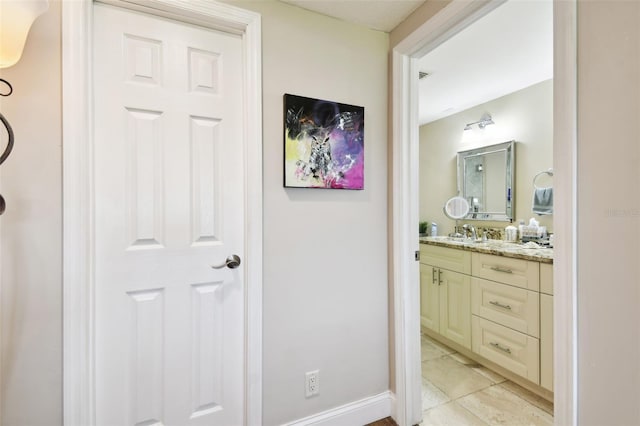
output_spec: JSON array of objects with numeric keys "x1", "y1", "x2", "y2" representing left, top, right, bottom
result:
[{"x1": 284, "y1": 94, "x2": 364, "y2": 189}]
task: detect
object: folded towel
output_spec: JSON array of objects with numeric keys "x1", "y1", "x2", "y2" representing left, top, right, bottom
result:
[{"x1": 532, "y1": 187, "x2": 553, "y2": 215}]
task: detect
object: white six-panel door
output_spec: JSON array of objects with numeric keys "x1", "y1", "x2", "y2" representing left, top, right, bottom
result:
[{"x1": 93, "y1": 3, "x2": 244, "y2": 425}]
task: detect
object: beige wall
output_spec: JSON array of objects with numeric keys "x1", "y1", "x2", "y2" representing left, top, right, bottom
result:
[
  {"x1": 221, "y1": 1, "x2": 390, "y2": 424},
  {"x1": 419, "y1": 80, "x2": 553, "y2": 235},
  {"x1": 0, "y1": 1, "x2": 62, "y2": 424},
  {"x1": 577, "y1": 1, "x2": 640, "y2": 424}
]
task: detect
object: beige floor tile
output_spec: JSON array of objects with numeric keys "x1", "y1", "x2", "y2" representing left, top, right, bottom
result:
[
  {"x1": 421, "y1": 378, "x2": 450, "y2": 411},
  {"x1": 422, "y1": 355, "x2": 493, "y2": 400},
  {"x1": 470, "y1": 365, "x2": 507, "y2": 385},
  {"x1": 448, "y1": 352, "x2": 506, "y2": 384},
  {"x1": 421, "y1": 337, "x2": 453, "y2": 361},
  {"x1": 423, "y1": 334, "x2": 456, "y2": 355},
  {"x1": 499, "y1": 381, "x2": 554, "y2": 415},
  {"x1": 421, "y1": 401, "x2": 488, "y2": 426},
  {"x1": 457, "y1": 384, "x2": 554, "y2": 426},
  {"x1": 421, "y1": 334, "x2": 553, "y2": 424},
  {"x1": 448, "y1": 352, "x2": 475, "y2": 365}
]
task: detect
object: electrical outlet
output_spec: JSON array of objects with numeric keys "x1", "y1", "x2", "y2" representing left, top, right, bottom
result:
[{"x1": 305, "y1": 370, "x2": 320, "y2": 398}]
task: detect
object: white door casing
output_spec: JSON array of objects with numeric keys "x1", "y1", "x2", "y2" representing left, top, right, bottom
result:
[{"x1": 62, "y1": 1, "x2": 262, "y2": 425}]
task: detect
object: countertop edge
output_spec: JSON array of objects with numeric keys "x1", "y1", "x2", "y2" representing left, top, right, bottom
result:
[{"x1": 419, "y1": 238, "x2": 554, "y2": 264}]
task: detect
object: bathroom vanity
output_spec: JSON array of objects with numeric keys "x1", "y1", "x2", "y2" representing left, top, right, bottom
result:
[{"x1": 419, "y1": 236, "x2": 554, "y2": 398}]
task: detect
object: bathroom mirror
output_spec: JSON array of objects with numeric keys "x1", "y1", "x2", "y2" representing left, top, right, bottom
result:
[{"x1": 457, "y1": 140, "x2": 515, "y2": 221}]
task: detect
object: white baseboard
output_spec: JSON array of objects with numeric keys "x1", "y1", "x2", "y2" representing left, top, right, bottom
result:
[
  {"x1": 285, "y1": 391, "x2": 394, "y2": 426},
  {"x1": 390, "y1": 392, "x2": 397, "y2": 424}
]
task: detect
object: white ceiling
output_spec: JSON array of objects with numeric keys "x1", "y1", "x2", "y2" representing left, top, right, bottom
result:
[
  {"x1": 418, "y1": 0, "x2": 553, "y2": 124},
  {"x1": 277, "y1": 0, "x2": 553, "y2": 126},
  {"x1": 278, "y1": 0, "x2": 426, "y2": 32}
]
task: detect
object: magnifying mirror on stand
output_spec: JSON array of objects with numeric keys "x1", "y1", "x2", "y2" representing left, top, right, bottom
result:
[{"x1": 443, "y1": 196, "x2": 470, "y2": 237}]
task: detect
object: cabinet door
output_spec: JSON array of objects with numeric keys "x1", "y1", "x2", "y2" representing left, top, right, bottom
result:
[
  {"x1": 540, "y1": 263, "x2": 553, "y2": 295},
  {"x1": 540, "y1": 294, "x2": 553, "y2": 391},
  {"x1": 440, "y1": 270, "x2": 471, "y2": 349},
  {"x1": 420, "y1": 264, "x2": 439, "y2": 332}
]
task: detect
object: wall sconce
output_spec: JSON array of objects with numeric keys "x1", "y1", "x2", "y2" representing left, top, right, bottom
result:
[
  {"x1": 464, "y1": 113, "x2": 495, "y2": 131},
  {"x1": 0, "y1": 0, "x2": 49, "y2": 215}
]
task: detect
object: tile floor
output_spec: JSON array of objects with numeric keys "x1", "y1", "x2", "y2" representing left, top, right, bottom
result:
[{"x1": 420, "y1": 333, "x2": 554, "y2": 426}]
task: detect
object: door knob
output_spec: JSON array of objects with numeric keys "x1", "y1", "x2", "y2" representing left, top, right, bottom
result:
[{"x1": 211, "y1": 254, "x2": 241, "y2": 270}]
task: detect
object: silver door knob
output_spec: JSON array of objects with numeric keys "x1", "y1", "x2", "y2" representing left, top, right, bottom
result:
[{"x1": 211, "y1": 254, "x2": 241, "y2": 270}]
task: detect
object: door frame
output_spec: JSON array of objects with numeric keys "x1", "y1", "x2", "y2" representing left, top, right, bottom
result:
[
  {"x1": 61, "y1": 1, "x2": 263, "y2": 424},
  {"x1": 391, "y1": 1, "x2": 577, "y2": 425}
]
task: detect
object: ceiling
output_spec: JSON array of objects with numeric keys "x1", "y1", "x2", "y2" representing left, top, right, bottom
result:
[
  {"x1": 277, "y1": 0, "x2": 553, "y2": 126},
  {"x1": 418, "y1": 0, "x2": 553, "y2": 124},
  {"x1": 278, "y1": 0, "x2": 426, "y2": 32}
]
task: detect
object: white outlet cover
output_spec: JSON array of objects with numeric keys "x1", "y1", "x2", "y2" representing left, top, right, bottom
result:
[{"x1": 305, "y1": 370, "x2": 320, "y2": 398}]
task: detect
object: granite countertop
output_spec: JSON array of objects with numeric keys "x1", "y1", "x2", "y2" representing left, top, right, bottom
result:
[{"x1": 419, "y1": 236, "x2": 554, "y2": 264}]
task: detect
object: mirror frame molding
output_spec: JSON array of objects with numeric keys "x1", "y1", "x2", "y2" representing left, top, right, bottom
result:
[{"x1": 457, "y1": 140, "x2": 515, "y2": 222}]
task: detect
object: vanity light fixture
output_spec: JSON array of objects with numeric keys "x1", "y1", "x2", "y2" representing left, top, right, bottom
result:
[
  {"x1": 0, "y1": 0, "x2": 49, "y2": 215},
  {"x1": 464, "y1": 113, "x2": 495, "y2": 131}
]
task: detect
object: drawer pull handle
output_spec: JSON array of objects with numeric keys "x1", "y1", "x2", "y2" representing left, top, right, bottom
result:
[
  {"x1": 432, "y1": 268, "x2": 437, "y2": 284},
  {"x1": 489, "y1": 300, "x2": 512, "y2": 310},
  {"x1": 490, "y1": 342, "x2": 512, "y2": 354},
  {"x1": 438, "y1": 269, "x2": 443, "y2": 285},
  {"x1": 490, "y1": 266, "x2": 513, "y2": 274}
]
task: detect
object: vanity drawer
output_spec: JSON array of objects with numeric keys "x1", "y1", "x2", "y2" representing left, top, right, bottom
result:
[
  {"x1": 471, "y1": 253, "x2": 539, "y2": 291},
  {"x1": 471, "y1": 278, "x2": 539, "y2": 338},
  {"x1": 421, "y1": 244, "x2": 471, "y2": 274},
  {"x1": 472, "y1": 316, "x2": 540, "y2": 384}
]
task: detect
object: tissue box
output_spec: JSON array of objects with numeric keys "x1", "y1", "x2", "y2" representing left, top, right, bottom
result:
[{"x1": 520, "y1": 225, "x2": 547, "y2": 242}]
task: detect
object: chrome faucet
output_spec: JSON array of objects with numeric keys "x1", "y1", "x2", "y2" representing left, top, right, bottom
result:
[{"x1": 462, "y1": 224, "x2": 477, "y2": 240}]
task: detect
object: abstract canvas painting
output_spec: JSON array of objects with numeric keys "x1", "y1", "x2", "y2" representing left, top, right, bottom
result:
[{"x1": 284, "y1": 94, "x2": 364, "y2": 189}]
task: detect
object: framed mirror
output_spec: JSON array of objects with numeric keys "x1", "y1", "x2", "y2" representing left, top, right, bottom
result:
[{"x1": 457, "y1": 141, "x2": 515, "y2": 221}]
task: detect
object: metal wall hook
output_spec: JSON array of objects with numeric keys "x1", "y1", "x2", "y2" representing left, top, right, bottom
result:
[
  {"x1": 0, "y1": 79, "x2": 15, "y2": 216},
  {"x1": 0, "y1": 113, "x2": 15, "y2": 166},
  {"x1": 0, "y1": 79, "x2": 13, "y2": 97}
]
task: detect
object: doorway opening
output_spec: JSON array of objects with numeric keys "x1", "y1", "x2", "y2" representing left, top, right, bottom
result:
[
  {"x1": 391, "y1": 1, "x2": 577, "y2": 425},
  {"x1": 417, "y1": 1, "x2": 553, "y2": 423}
]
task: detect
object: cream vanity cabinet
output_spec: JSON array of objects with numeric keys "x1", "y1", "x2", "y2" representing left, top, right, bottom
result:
[
  {"x1": 420, "y1": 245, "x2": 472, "y2": 349},
  {"x1": 471, "y1": 252, "x2": 553, "y2": 391},
  {"x1": 471, "y1": 253, "x2": 541, "y2": 384},
  {"x1": 420, "y1": 242, "x2": 554, "y2": 393}
]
